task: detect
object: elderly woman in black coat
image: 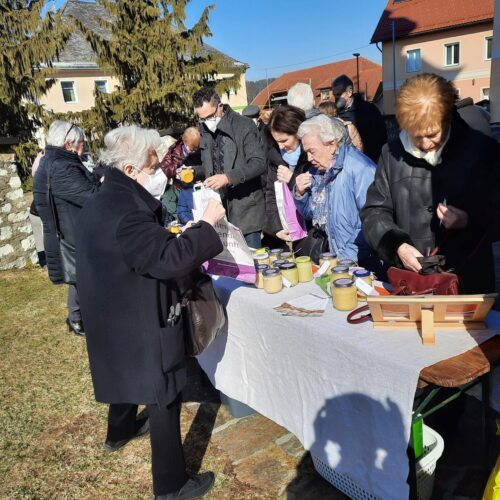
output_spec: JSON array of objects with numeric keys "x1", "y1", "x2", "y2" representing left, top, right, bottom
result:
[
  {"x1": 75, "y1": 125, "x2": 225, "y2": 500},
  {"x1": 33, "y1": 120, "x2": 100, "y2": 336},
  {"x1": 361, "y1": 73, "x2": 500, "y2": 293}
]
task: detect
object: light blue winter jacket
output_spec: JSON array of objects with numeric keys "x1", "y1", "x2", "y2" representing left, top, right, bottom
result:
[{"x1": 294, "y1": 144, "x2": 376, "y2": 264}]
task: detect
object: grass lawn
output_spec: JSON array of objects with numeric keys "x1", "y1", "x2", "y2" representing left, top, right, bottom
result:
[{"x1": 0, "y1": 267, "x2": 245, "y2": 499}]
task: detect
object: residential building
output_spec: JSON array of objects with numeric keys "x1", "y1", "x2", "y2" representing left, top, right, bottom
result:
[
  {"x1": 372, "y1": 0, "x2": 494, "y2": 114},
  {"x1": 251, "y1": 57, "x2": 382, "y2": 108},
  {"x1": 39, "y1": 0, "x2": 248, "y2": 115}
]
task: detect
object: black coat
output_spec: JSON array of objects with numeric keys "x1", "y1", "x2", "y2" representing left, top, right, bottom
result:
[
  {"x1": 33, "y1": 146, "x2": 100, "y2": 284},
  {"x1": 197, "y1": 106, "x2": 267, "y2": 235},
  {"x1": 264, "y1": 144, "x2": 311, "y2": 235},
  {"x1": 338, "y1": 93, "x2": 387, "y2": 163},
  {"x1": 360, "y1": 114, "x2": 500, "y2": 293},
  {"x1": 75, "y1": 168, "x2": 223, "y2": 407}
]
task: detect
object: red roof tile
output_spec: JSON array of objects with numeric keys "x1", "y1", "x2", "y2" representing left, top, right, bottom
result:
[
  {"x1": 371, "y1": 0, "x2": 494, "y2": 43},
  {"x1": 251, "y1": 57, "x2": 382, "y2": 106}
]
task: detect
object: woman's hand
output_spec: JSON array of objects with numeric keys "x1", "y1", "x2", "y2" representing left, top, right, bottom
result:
[
  {"x1": 201, "y1": 199, "x2": 225, "y2": 226},
  {"x1": 436, "y1": 204, "x2": 468, "y2": 229},
  {"x1": 276, "y1": 229, "x2": 291, "y2": 242},
  {"x1": 295, "y1": 173, "x2": 312, "y2": 196},
  {"x1": 397, "y1": 243, "x2": 423, "y2": 272},
  {"x1": 277, "y1": 165, "x2": 293, "y2": 184}
]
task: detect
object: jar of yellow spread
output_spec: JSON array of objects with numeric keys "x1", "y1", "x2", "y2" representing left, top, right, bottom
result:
[
  {"x1": 352, "y1": 269, "x2": 373, "y2": 302},
  {"x1": 263, "y1": 268, "x2": 283, "y2": 294},
  {"x1": 279, "y1": 262, "x2": 299, "y2": 286},
  {"x1": 253, "y1": 252, "x2": 270, "y2": 266},
  {"x1": 332, "y1": 278, "x2": 358, "y2": 311},
  {"x1": 272, "y1": 259, "x2": 288, "y2": 268},
  {"x1": 269, "y1": 248, "x2": 283, "y2": 263},
  {"x1": 255, "y1": 264, "x2": 269, "y2": 289},
  {"x1": 167, "y1": 222, "x2": 182, "y2": 234},
  {"x1": 295, "y1": 256, "x2": 314, "y2": 282},
  {"x1": 330, "y1": 265, "x2": 350, "y2": 284},
  {"x1": 338, "y1": 258, "x2": 356, "y2": 269},
  {"x1": 280, "y1": 251, "x2": 294, "y2": 261},
  {"x1": 319, "y1": 252, "x2": 338, "y2": 274}
]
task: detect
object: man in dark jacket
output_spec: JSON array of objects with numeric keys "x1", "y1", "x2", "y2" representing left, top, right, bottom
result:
[
  {"x1": 193, "y1": 87, "x2": 267, "y2": 249},
  {"x1": 332, "y1": 75, "x2": 387, "y2": 162},
  {"x1": 76, "y1": 125, "x2": 225, "y2": 499},
  {"x1": 33, "y1": 120, "x2": 100, "y2": 337}
]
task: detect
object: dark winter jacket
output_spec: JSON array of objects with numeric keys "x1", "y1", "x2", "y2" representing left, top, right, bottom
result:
[
  {"x1": 265, "y1": 143, "x2": 311, "y2": 235},
  {"x1": 338, "y1": 93, "x2": 387, "y2": 163},
  {"x1": 33, "y1": 145, "x2": 100, "y2": 284},
  {"x1": 75, "y1": 167, "x2": 223, "y2": 406},
  {"x1": 197, "y1": 105, "x2": 266, "y2": 234},
  {"x1": 360, "y1": 113, "x2": 500, "y2": 293}
]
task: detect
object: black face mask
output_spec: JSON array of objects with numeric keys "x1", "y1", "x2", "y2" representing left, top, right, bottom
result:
[{"x1": 335, "y1": 97, "x2": 347, "y2": 111}]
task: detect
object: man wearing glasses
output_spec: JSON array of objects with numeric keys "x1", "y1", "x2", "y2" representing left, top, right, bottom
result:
[{"x1": 193, "y1": 87, "x2": 266, "y2": 249}]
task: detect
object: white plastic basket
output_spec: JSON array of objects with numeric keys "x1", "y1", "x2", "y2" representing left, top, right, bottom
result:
[{"x1": 311, "y1": 424, "x2": 445, "y2": 500}]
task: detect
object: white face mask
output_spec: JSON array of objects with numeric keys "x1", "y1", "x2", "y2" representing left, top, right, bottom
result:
[
  {"x1": 136, "y1": 167, "x2": 167, "y2": 199},
  {"x1": 204, "y1": 116, "x2": 221, "y2": 133}
]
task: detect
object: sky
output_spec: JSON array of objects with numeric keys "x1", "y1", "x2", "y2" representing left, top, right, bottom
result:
[{"x1": 54, "y1": 0, "x2": 388, "y2": 81}]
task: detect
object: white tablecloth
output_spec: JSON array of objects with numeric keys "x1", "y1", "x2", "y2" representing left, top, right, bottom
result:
[{"x1": 197, "y1": 278, "x2": 500, "y2": 499}]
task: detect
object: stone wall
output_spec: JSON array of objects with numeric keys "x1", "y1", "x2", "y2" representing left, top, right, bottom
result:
[{"x1": 0, "y1": 153, "x2": 37, "y2": 270}]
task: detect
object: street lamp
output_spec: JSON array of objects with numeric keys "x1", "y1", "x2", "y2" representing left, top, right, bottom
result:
[{"x1": 353, "y1": 53, "x2": 360, "y2": 94}]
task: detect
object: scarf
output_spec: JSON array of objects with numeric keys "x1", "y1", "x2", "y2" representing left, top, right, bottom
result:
[
  {"x1": 281, "y1": 144, "x2": 301, "y2": 171},
  {"x1": 310, "y1": 156, "x2": 342, "y2": 229},
  {"x1": 399, "y1": 128, "x2": 450, "y2": 167}
]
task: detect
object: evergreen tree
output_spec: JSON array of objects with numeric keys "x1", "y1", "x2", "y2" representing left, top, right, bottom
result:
[
  {"x1": 0, "y1": 1, "x2": 69, "y2": 178},
  {"x1": 72, "y1": 0, "x2": 244, "y2": 143}
]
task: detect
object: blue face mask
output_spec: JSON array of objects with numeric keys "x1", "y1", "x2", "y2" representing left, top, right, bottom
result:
[{"x1": 281, "y1": 144, "x2": 301, "y2": 168}]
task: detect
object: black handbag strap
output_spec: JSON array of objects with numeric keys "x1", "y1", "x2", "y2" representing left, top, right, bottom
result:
[{"x1": 46, "y1": 165, "x2": 63, "y2": 242}]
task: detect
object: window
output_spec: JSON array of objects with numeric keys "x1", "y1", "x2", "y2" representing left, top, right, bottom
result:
[
  {"x1": 486, "y1": 37, "x2": 492, "y2": 60},
  {"x1": 481, "y1": 88, "x2": 490, "y2": 100},
  {"x1": 321, "y1": 89, "x2": 330, "y2": 100},
  {"x1": 61, "y1": 81, "x2": 77, "y2": 103},
  {"x1": 95, "y1": 80, "x2": 108, "y2": 93},
  {"x1": 445, "y1": 43, "x2": 460, "y2": 66},
  {"x1": 406, "y1": 48, "x2": 422, "y2": 72}
]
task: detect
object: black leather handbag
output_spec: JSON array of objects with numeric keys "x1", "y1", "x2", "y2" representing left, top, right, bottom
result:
[
  {"x1": 181, "y1": 271, "x2": 227, "y2": 356},
  {"x1": 47, "y1": 167, "x2": 77, "y2": 285},
  {"x1": 293, "y1": 225, "x2": 329, "y2": 264}
]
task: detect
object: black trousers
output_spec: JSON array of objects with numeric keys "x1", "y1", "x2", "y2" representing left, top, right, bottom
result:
[{"x1": 107, "y1": 398, "x2": 189, "y2": 495}]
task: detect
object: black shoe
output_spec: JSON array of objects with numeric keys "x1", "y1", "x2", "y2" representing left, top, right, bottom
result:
[
  {"x1": 155, "y1": 472, "x2": 215, "y2": 500},
  {"x1": 66, "y1": 318, "x2": 85, "y2": 337},
  {"x1": 104, "y1": 417, "x2": 150, "y2": 452}
]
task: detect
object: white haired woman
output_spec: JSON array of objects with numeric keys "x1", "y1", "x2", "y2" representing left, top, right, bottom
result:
[
  {"x1": 75, "y1": 126, "x2": 225, "y2": 499},
  {"x1": 33, "y1": 120, "x2": 100, "y2": 337},
  {"x1": 293, "y1": 114, "x2": 381, "y2": 271}
]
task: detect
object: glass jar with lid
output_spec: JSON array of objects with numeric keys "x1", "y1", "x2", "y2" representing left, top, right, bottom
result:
[
  {"x1": 255, "y1": 264, "x2": 269, "y2": 289},
  {"x1": 332, "y1": 278, "x2": 358, "y2": 311},
  {"x1": 295, "y1": 256, "x2": 314, "y2": 282},
  {"x1": 262, "y1": 268, "x2": 283, "y2": 294},
  {"x1": 279, "y1": 262, "x2": 299, "y2": 286},
  {"x1": 318, "y1": 252, "x2": 338, "y2": 274}
]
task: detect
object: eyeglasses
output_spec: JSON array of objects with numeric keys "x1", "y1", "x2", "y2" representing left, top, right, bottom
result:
[
  {"x1": 198, "y1": 104, "x2": 221, "y2": 123},
  {"x1": 64, "y1": 123, "x2": 76, "y2": 142}
]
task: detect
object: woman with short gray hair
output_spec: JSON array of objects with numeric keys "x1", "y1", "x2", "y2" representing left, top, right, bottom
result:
[
  {"x1": 293, "y1": 114, "x2": 381, "y2": 271},
  {"x1": 75, "y1": 125, "x2": 225, "y2": 499},
  {"x1": 33, "y1": 120, "x2": 100, "y2": 337}
]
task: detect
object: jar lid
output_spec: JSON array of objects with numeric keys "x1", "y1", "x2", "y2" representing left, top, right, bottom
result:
[
  {"x1": 353, "y1": 269, "x2": 370, "y2": 278},
  {"x1": 273, "y1": 259, "x2": 288, "y2": 266},
  {"x1": 280, "y1": 251, "x2": 293, "y2": 258},
  {"x1": 338, "y1": 258, "x2": 355, "y2": 266},
  {"x1": 256, "y1": 264, "x2": 269, "y2": 272},
  {"x1": 263, "y1": 268, "x2": 280, "y2": 277},
  {"x1": 319, "y1": 252, "x2": 337, "y2": 259},
  {"x1": 333, "y1": 278, "x2": 355, "y2": 287},
  {"x1": 270, "y1": 248, "x2": 284, "y2": 255},
  {"x1": 331, "y1": 265, "x2": 349, "y2": 274},
  {"x1": 254, "y1": 252, "x2": 269, "y2": 260},
  {"x1": 279, "y1": 262, "x2": 297, "y2": 270},
  {"x1": 254, "y1": 247, "x2": 270, "y2": 255},
  {"x1": 295, "y1": 256, "x2": 311, "y2": 263}
]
